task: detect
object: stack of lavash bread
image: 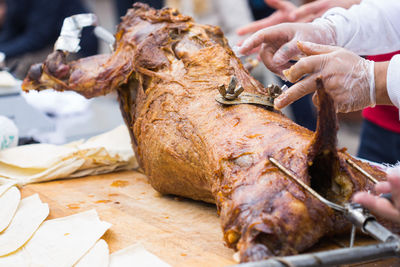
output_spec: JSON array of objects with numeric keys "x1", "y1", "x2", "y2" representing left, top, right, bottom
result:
[
  {"x1": 0, "y1": 180, "x2": 170, "y2": 266},
  {"x1": 0, "y1": 125, "x2": 138, "y2": 185}
]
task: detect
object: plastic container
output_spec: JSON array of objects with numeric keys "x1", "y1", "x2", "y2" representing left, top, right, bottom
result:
[{"x1": 0, "y1": 115, "x2": 18, "y2": 150}]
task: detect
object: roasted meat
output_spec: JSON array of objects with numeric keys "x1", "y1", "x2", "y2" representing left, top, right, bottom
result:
[{"x1": 22, "y1": 3, "x2": 389, "y2": 262}]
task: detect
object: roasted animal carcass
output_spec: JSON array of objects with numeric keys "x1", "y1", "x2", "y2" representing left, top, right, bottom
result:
[{"x1": 22, "y1": 3, "x2": 389, "y2": 262}]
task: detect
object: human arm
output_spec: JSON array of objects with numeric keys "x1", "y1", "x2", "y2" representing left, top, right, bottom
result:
[
  {"x1": 273, "y1": 42, "x2": 395, "y2": 112},
  {"x1": 239, "y1": 0, "x2": 400, "y2": 76},
  {"x1": 321, "y1": 0, "x2": 400, "y2": 55}
]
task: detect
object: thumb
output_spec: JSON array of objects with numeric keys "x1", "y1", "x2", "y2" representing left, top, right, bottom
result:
[{"x1": 297, "y1": 41, "x2": 339, "y2": 56}]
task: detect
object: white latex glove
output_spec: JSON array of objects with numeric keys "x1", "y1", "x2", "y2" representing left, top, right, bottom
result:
[
  {"x1": 239, "y1": 20, "x2": 337, "y2": 76},
  {"x1": 274, "y1": 41, "x2": 375, "y2": 113}
]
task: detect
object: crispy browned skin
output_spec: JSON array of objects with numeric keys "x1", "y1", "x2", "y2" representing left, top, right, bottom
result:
[{"x1": 22, "y1": 3, "x2": 389, "y2": 262}]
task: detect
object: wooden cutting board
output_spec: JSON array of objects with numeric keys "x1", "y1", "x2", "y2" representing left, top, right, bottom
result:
[{"x1": 20, "y1": 171, "x2": 400, "y2": 267}]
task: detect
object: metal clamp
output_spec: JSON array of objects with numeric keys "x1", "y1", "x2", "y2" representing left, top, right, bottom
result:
[{"x1": 215, "y1": 76, "x2": 285, "y2": 109}]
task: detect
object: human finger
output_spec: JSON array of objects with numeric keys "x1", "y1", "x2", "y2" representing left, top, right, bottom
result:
[
  {"x1": 237, "y1": 18, "x2": 273, "y2": 36},
  {"x1": 271, "y1": 39, "x2": 302, "y2": 66},
  {"x1": 259, "y1": 43, "x2": 292, "y2": 76},
  {"x1": 297, "y1": 41, "x2": 339, "y2": 56},
  {"x1": 265, "y1": 0, "x2": 296, "y2": 11},
  {"x1": 375, "y1": 181, "x2": 392, "y2": 194},
  {"x1": 240, "y1": 25, "x2": 293, "y2": 56},
  {"x1": 239, "y1": 30, "x2": 267, "y2": 55},
  {"x1": 237, "y1": 11, "x2": 291, "y2": 36},
  {"x1": 353, "y1": 192, "x2": 400, "y2": 223},
  {"x1": 282, "y1": 53, "x2": 329, "y2": 83},
  {"x1": 291, "y1": 1, "x2": 326, "y2": 21},
  {"x1": 388, "y1": 175, "x2": 400, "y2": 210},
  {"x1": 274, "y1": 74, "x2": 317, "y2": 109}
]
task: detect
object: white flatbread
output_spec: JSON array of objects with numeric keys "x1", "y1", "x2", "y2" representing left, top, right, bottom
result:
[
  {"x1": 0, "y1": 194, "x2": 49, "y2": 256},
  {"x1": 74, "y1": 239, "x2": 109, "y2": 267},
  {"x1": 0, "y1": 209, "x2": 111, "y2": 267},
  {"x1": 79, "y1": 125, "x2": 135, "y2": 162},
  {"x1": 109, "y1": 243, "x2": 171, "y2": 267},
  {"x1": 0, "y1": 187, "x2": 20, "y2": 233},
  {"x1": 0, "y1": 178, "x2": 16, "y2": 197},
  {"x1": 0, "y1": 158, "x2": 85, "y2": 185},
  {"x1": 0, "y1": 143, "x2": 76, "y2": 169}
]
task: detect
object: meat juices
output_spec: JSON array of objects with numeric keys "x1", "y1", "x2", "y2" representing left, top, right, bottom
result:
[{"x1": 22, "y1": 3, "x2": 391, "y2": 262}]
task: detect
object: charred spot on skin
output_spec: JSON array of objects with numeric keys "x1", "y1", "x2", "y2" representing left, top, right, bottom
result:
[
  {"x1": 27, "y1": 63, "x2": 43, "y2": 82},
  {"x1": 45, "y1": 50, "x2": 70, "y2": 79}
]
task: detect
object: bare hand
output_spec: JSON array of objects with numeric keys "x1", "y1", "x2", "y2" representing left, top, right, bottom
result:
[
  {"x1": 237, "y1": 0, "x2": 361, "y2": 37},
  {"x1": 353, "y1": 168, "x2": 400, "y2": 224},
  {"x1": 237, "y1": 0, "x2": 296, "y2": 36},
  {"x1": 291, "y1": 0, "x2": 360, "y2": 22}
]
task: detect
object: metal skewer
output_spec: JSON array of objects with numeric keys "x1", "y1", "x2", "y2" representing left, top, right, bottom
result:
[
  {"x1": 269, "y1": 157, "x2": 345, "y2": 212},
  {"x1": 235, "y1": 157, "x2": 400, "y2": 267},
  {"x1": 346, "y1": 158, "x2": 379, "y2": 184}
]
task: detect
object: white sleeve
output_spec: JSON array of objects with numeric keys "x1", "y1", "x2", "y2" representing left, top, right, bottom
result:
[
  {"x1": 319, "y1": 0, "x2": 400, "y2": 56},
  {"x1": 387, "y1": 55, "x2": 400, "y2": 113}
]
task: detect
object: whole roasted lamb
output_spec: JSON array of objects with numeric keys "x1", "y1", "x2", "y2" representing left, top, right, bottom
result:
[{"x1": 22, "y1": 3, "x2": 388, "y2": 262}]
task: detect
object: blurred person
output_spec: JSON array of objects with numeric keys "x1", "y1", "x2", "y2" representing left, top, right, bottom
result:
[
  {"x1": 166, "y1": 0, "x2": 253, "y2": 46},
  {"x1": 239, "y1": 0, "x2": 400, "y2": 165},
  {"x1": 0, "y1": 0, "x2": 98, "y2": 79}
]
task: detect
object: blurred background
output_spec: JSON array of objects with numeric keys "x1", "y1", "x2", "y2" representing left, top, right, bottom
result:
[{"x1": 0, "y1": 0, "x2": 360, "y2": 155}]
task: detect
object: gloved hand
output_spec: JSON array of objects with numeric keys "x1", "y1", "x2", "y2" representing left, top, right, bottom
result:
[
  {"x1": 239, "y1": 20, "x2": 337, "y2": 76},
  {"x1": 274, "y1": 41, "x2": 375, "y2": 113},
  {"x1": 353, "y1": 166, "x2": 400, "y2": 224}
]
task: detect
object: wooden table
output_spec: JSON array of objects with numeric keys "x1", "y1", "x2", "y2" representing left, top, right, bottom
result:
[{"x1": 20, "y1": 171, "x2": 400, "y2": 267}]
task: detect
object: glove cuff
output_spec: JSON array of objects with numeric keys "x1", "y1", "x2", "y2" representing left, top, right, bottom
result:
[{"x1": 367, "y1": 60, "x2": 376, "y2": 108}]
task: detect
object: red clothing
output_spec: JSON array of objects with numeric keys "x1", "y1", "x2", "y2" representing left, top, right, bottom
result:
[{"x1": 364, "y1": 52, "x2": 400, "y2": 134}]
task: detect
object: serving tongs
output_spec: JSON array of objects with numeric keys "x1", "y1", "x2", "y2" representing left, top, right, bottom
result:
[{"x1": 235, "y1": 157, "x2": 400, "y2": 267}]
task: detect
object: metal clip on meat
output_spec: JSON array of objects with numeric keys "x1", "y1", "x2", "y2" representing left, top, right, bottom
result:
[
  {"x1": 242, "y1": 157, "x2": 400, "y2": 267},
  {"x1": 215, "y1": 76, "x2": 286, "y2": 109},
  {"x1": 54, "y1": 14, "x2": 115, "y2": 53}
]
